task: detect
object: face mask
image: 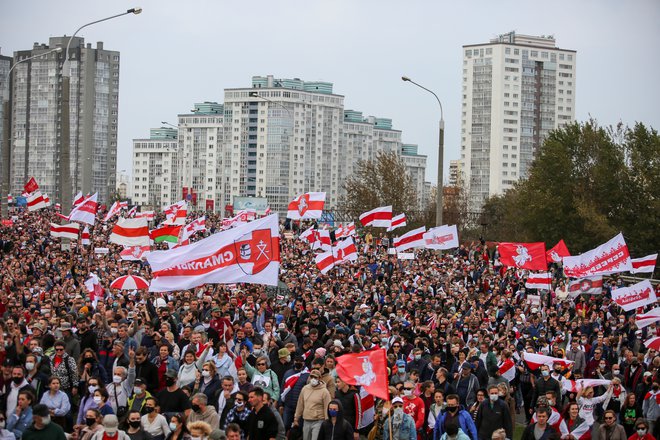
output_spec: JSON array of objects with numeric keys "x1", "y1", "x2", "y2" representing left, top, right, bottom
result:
[
  {"x1": 11, "y1": 377, "x2": 23, "y2": 385},
  {"x1": 498, "y1": 392, "x2": 505, "y2": 397},
  {"x1": 403, "y1": 389, "x2": 412, "y2": 397},
  {"x1": 105, "y1": 428, "x2": 118, "y2": 436},
  {"x1": 110, "y1": 328, "x2": 118, "y2": 334},
  {"x1": 236, "y1": 401, "x2": 245, "y2": 408},
  {"x1": 328, "y1": 409, "x2": 338, "y2": 417},
  {"x1": 88, "y1": 385, "x2": 98, "y2": 394},
  {"x1": 310, "y1": 378, "x2": 319, "y2": 386},
  {"x1": 169, "y1": 422, "x2": 178, "y2": 431},
  {"x1": 93, "y1": 396, "x2": 103, "y2": 404},
  {"x1": 0, "y1": 421, "x2": 5, "y2": 429},
  {"x1": 202, "y1": 370, "x2": 211, "y2": 378},
  {"x1": 599, "y1": 363, "x2": 606, "y2": 369},
  {"x1": 613, "y1": 370, "x2": 620, "y2": 375},
  {"x1": 166, "y1": 377, "x2": 176, "y2": 386},
  {"x1": 85, "y1": 417, "x2": 96, "y2": 427},
  {"x1": 128, "y1": 420, "x2": 141, "y2": 429},
  {"x1": 113, "y1": 375, "x2": 122, "y2": 384},
  {"x1": 286, "y1": 356, "x2": 291, "y2": 363},
  {"x1": 541, "y1": 370, "x2": 549, "y2": 377},
  {"x1": 191, "y1": 404, "x2": 201, "y2": 413},
  {"x1": 25, "y1": 362, "x2": 35, "y2": 371},
  {"x1": 548, "y1": 400, "x2": 555, "y2": 406},
  {"x1": 191, "y1": 437, "x2": 202, "y2": 440},
  {"x1": 393, "y1": 408, "x2": 404, "y2": 419},
  {"x1": 489, "y1": 394, "x2": 499, "y2": 402},
  {"x1": 41, "y1": 415, "x2": 51, "y2": 426},
  {"x1": 414, "y1": 355, "x2": 421, "y2": 361},
  {"x1": 144, "y1": 406, "x2": 154, "y2": 414},
  {"x1": 134, "y1": 386, "x2": 143, "y2": 395},
  {"x1": 295, "y1": 363, "x2": 304, "y2": 370},
  {"x1": 252, "y1": 349, "x2": 262, "y2": 356},
  {"x1": 638, "y1": 429, "x2": 647, "y2": 436},
  {"x1": 554, "y1": 369, "x2": 562, "y2": 374}
]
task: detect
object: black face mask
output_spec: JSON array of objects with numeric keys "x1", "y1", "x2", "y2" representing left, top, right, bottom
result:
[
  {"x1": 447, "y1": 406, "x2": 458, "y2": 413},
  {"x1": 84, "y1": 358, "x2": 95, "y2": 364},
  {"x1": 11, "y1": 377, "x2": 23, "y2": 385},
  {"x1": 144, "y1": 406, "x2": 154, "y2": 414},
  {"x1": 165, "y1": 377, "x2": 176, "y2": 386},
  {"x1": 128, "y1": 420, "x2": 141, "y2": 429},
  {"x1": 294, "y1": 363, "x2": 304, "y2": 370},
  {"x1": 85, "y1": 417, "x2": 96, "y2": 427},
  {"x1": 191, "y1": 404, "x2": 201, "y2": 413}
]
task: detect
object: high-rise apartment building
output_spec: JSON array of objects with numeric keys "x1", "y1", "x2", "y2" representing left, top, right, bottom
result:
[
  {"x1": 9, "y1": 37, "x2": 119, "y2": 204},
  {"x1": 0, "y1": 53, "x2": 11, "y2": 196},
  {"x1": 401, "y1": 144, "x2": 429, "y2": 209},
  {"x1": 460, "y1": 32, "x2": 576, "y2": 211},
  {"x1": 132, "y1": 127, "x2": 180, "y2": 208}
]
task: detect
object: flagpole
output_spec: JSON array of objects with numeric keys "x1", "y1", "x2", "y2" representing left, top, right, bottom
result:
[{"x1": 388, "y1": 403, "x2": 393, "y2": 440}]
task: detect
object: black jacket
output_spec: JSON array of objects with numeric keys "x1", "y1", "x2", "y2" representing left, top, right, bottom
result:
[
  {"x1": 532, "y1": 376, "x2": 561, "y2": 406},
  {"x1": 78, "y1": 329, "x2": 99, "y2": 353},
  {"x1": 475, "y1": 398, "x2": 513, "y2": 440},
  {"x1": 318, "y1": 400, "x2": 354, "y2": 440},
  {"x1": 135, "y1": 360, "x2": 160, "y2": 394},
  {"x1": 335, "y1": 388, "x2": 358, "y2": 429}
]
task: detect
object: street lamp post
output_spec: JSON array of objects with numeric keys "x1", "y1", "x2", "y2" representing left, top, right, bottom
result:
[
  {"x1": 401, "y1": 76, "x2": 444, "y2": 227},
  {"x1": 1, "y1": 47, "x2": 63, "y2": 218},
  {"x1": 59, "y1": 8, "x2": 142, "y2": 212}
]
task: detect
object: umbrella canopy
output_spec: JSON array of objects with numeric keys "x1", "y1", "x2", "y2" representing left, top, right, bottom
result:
[
  {"x1": 644, "y1": 337, "x2": 660, "y2": 351},
  {"x1": 110, "y1": 275, "x2": 149, "y2": 290}
]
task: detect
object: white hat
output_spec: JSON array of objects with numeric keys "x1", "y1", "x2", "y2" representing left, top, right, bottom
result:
[
  {"x1": 392, "y1": 397, "x2": 403, "y2": 405},
  {"x1": 333, "y1": 339, "x2": 343, "y2": 348}
]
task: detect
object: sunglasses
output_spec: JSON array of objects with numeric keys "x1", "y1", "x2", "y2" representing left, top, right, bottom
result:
[
  {"x1": 605, "y1": 417, "x2": 615, "y2": 420},
  {"x1": 257, "y1": 363, "x2": 266, "y2": 366},
  {"x1": 55, "y1": 348, "x2": 65, "y2": 351}
]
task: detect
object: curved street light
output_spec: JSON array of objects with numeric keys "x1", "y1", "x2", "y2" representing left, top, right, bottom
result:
[{"x1": 401, "y1": 75, "x2": 445, "y2": 227}]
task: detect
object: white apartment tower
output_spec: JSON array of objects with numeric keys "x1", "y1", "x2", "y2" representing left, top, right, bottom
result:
[
  {"x1": 460, "y1": 32, "x2": 576, "y2": 211},
  {"x1": 400, "y1": 144, "x2": 429, "y2": 209},
  {"x1": 178, "y1": 102, "x2": 225, "y2": 212},
  {"x1": 9, "y1": 37, "x2": 120, "y2": 204},
  {"x1": 132, "y1": 128, "x2": 180, "y2": 209}
]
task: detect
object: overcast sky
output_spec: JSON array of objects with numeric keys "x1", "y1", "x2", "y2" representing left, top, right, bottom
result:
[{"x1": 2, "y1": 0, "x2": 659, "y2": 184}]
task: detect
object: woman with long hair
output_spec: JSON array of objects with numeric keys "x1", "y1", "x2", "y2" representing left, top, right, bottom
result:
[
  {"x1": 78, "y1": 348, "x2": 109, "y2": 386},
  {"x1": 620, "y1": 393, "x2": 643, "y2": 437},
  {"x1": 165, "y1": 413, "x2": 191, "y2": 440},
  {"x1": 193, "y1": 361, "x2": 221, "y2": 409},
  {"x1": 563, "y1": 401, "x2": 591, "y2": 440},
  {"x1": 177, "y1": 345, "x2": 210, "y2": 389},
  {"x1": 39, "y1": 376, "x2": 71, "y2": 428}
]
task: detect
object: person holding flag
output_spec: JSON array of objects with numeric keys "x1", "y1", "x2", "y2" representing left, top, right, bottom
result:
[{"x1": 384, "y1": 397, "x2": 417, "y2": 440}]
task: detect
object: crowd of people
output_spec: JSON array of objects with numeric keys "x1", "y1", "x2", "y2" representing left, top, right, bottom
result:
[{"x1": 0, "y1": 206, "x2": 658, "y2": 440}]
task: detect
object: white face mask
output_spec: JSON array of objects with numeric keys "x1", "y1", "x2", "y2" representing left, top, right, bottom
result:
[
  {"x1": 638, "y1": 429, "x2": 647, "y2": 436},
  {"x1": 310, "y1": 378, "x2": 320, "y2": 386},
  {"x1": 202, "y1": 370, "x2": 211, "y2": 378},
  {"x1": 169, "y1": 422, "x2": 177, "y2": 431},
  {"x1": 113, "y1": 375, "x2": 122, "y2": 384},
  {"x1": 134, "y1": 387, "x2": 143, "y2": 395},
  {"x1": 88, "y1": 385, "x2": 98, "y2": 394},
  {"x1": 25, "y1": 362, "x2": 35, "y2": 371},
  {"x1": 489, "y1": 394, "x2": 499, "y2": 402},
  {"x1": 403, "y1": 389, "x2": 412, "y2": 397},
  {"x1": 93, "y1": 396, "x2": 103, "y2": 404}
]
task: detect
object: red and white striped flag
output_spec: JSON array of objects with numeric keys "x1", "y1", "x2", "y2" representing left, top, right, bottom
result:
[
  {"x1": 50, "y1": 223, "x2": 80, "y2": 240},
  {"x1": 356, "y1": 386, "x2": 375, "y2": 429},
  {"x1": 109, "y1": 217, "x2": 150, "y2": 247},
  {"x1": 344, "y1": 222, "x2": 356, "y2": 237},
  {"x1": 81, "y1": 226, "x2": 90, "y2": 246},
  {"x1": 359, "y1": 206, "x2": 392, "y2": 228},
  {"x1": 498, "y1": 358, "x2": 516, "y2": 382},
  {"x1": 523, "y1": 352, "x2": 574, "y2": 370},
  {"x1": 611, "y1": 280, "x2": 656, "y2": 312},
  {"x1": 84, "y1": 273, "x2": 104, "y2": 304},
  {"x1": 72, "y1": 191, "x2": 84, "y2": 208},
  {"x1": 424, "y1": 225, "x2": 459, "y2": 250},
  {"x1": 165, "y1": 201, "x2": 187, "y2": 225},
  {"x1": 525, "y1": 272, "x2": 552, "y2": 290},
  {"x1": 120, "y1": 246, "x2": 151, "y2": 261},
  {"x1": 27, "y1": 191, "x2": 47, "y2": 211},
  {"x1": 264, "y1": 206, "x2": 272, "y2": 216},
  {"x1": 563, "y1": 379, "x2": 611, "y2": 393},
  {"x1": 312, "y1": 229, "x2": 332, "y2": 251},
  {"x1": 387, "y1": 214, "x2": 407, "y2": 232},
  {"x1": 134, "y1": 210, "x2": 154, "y2": 221},
  {"x1": 103, "y1": 201, "x2": 128, "y2": 222},
  {"x1": 43, "y1": 193, "x2": 51, "y2": 206},
  {"x1": 393, "y1": 226, "x2": 426, "y2": 252},
  {"x1": 315, "y1": 250, "x2": 335, "y2": 274},
  {"x1": 235, "y1": 209, "x2": 257, "y2": 222},
  {"x1": 181, "y1": 216, "x2": 207, "y2": 242},
  {"x1": 69, "y1": 193, "x2": 98, "y2": 225},
  {"x1": 631, "y1": 254, "x2": 657, "y2": 274},
  {"x1": 287, "y1": 192, "x2": 326, "y2": 220},
  {"x1": 126, "y1": 206, "x2": 137, "y2": 218},
  {"x1": 568, "y1": 276, "x2": 603, "y2": 297},
  {"x1": 7, "y1": 195, "x2": 12, "y2": 204},
  {"x1": 333, "y1": 237, "x2": 358, "y2": 263},
  {"x1": 636, "y1": 307, "x2": 660, "y2": 329}
]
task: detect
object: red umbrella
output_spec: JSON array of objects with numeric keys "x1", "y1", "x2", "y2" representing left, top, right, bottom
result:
[
  {"x1": 644, "y1": 337, "x2": 660, "y2": 351},
  {"x1": 110, "y1": 275, "x2": 149, "y2": 290}
]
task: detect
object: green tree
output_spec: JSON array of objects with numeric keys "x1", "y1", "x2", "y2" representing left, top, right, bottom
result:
[
  {"x1": 480, "y1": 120, "x2": 659, "y2": 255},
  {"x1": 338, "y1": 151, "x2": 417, "y2": 222}
]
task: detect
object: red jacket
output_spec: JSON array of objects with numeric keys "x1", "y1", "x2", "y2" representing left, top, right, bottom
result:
[{"x1": 403, "y1": 395, "x2": 425, "y2": 432}]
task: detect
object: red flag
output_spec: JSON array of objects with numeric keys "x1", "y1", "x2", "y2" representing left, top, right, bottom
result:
[
  {"x1": 24, "y1": 177, "x2": 39, "y2": 194},
  {"x1": 498, "y1": 242, "x2": 548, "y2": 271},
  {"x1": 546, "y1": 239, "x2": 570, "y2": 263},
  {"x1": 336, "y1": 348, "x2": 389, "y2": 401}
]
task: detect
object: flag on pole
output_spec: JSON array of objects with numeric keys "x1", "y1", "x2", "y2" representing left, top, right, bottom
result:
[
  {"x1": 335, "y1": 348, "x2": 389, "y2": 401},
  {"x1": 287, "y1": 192, "x2": 326, "y2": 219},
  {"x1": 126, "y1": 206, "x2": 137, "y2": 218},
  {"x1": 69, "y1": 193, "x2": 98, "y2": 225},
  {"x1": 81, "y1": 226, "x2": 90, "y2": 246},
  {"x1": 356, "y1": 386, "x2": 375, "y2": 430},
  {"x1": 49, "y1": 223, "x2": 80, "y2": 240},
  {"x1": 631, "y1": 254, "x2": 658, "y2": 274},
  {"x1": 23, "y1": 177, "x2": 39, "y2": 194},
  {"x1": 387, "y1": 214, "x2": 406, "y2": 232},
  {"x1": 27, "y1": 191, "x2": 47, "y2": 211},
  {"x1": 103, "y1": 201, "x2": 126, "y2": 222},
  {"x1": 424, "y1": 225, "x2": 459, "y2": 250},
  {"x1": 563, "y1": 233, "x2": 632, "y2": 277},
  {"x1": 109, "y1": 217, "x2": 150, "y2": 247},
  {"x1": 567, "y1": 276, "x2": 603, "y2": 297},
  {"x1": 635, "y1": 307, "x2": 660, "y2": 329},
  {"x1": 523, "y1": 352, "x2": 574, "y2": 370},
  {"x1": 498, "y1": 242, "x2": 548, "y2": 271},
  {"x1": 393, "y1": 226, "x2": 426, "y2": 252},
  {"x1": 84, "y1": 273, "x2": 104, "y2": 304},
  {"x1": 120, "y1": 246, "x2": 151, "y2": 261},
  {"x1": 359, "y1": 206, "x2": 392, "y2": 228},
  {"x1": 546, "y1": 239, "x2": 571, "y2": 264},
  {"x1": 134, "y1": 210, "x2": 154, "y2": 221},
  {"x1": 164, "y1": 200, "x2": 187, "y2": 225},
  {"x1": 43, "y1": 194, "x2": 50, "y2": 206},
  {"x1": 315, "y1": 250, "x2": 336, "y2": 274},
  {"x1": 147, "y1": 214, "x2": 280, "y2": 292},
  {"x1": 72, "y1": 191, "x2": 84, "y2": 208},
  {"x1": 611, "y1": 280, "x2": 656, "y2": 312},
  {"x1": 150, "y1": 224, "x2": 183, "y2": 244},
  {"x1": 525, "y1": 272, "x2": 552, "y2": 290}
]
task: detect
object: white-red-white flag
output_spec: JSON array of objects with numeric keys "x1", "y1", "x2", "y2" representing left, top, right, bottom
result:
[
  {"x1": 81, "y1": 226, "x2": 90, "y2": 246},
  {"x1": 359, "y1": 206, "x2": 392, "y2": 228},
  {"x1": 69, "y1": 193, "x2": 98, "y2": 225},
  {"x1": 50, "y1": 223, "x2": 80, "y2": 240},
  {"x1": 312, "y1": 229, "x2": 332, "y2": 251},
  {"x1": 43, "y1": 193, "x2": 51, "y2": 206},
  {"x1": 134, "y1": 210, "x2": 154, "y2": 221},
  {"x1": 424, "y1": 225, "x2": 459, "y2": 250},
  {"x1": 356, "y1": 386, "x2": 375, "y2": 430},
  {"x1": 563, "y1": 233, "x2": 632, "y2": 277},
  {"x1": 315, "y1": 250, "x2": 335, "y2": 274},
  {"x1": 235, "y1": 209, "x2": 257, "y2": 222},
  {"x1": 631, "y1": 254, "x2": 658, "y2": 274},
  {"x1": 103, "y1": 201, "x2": 127, "y2": 222},
  {"x1": 72, "y1": 191, "x2": 84, "y2": 208},
  {"x1": 165, "y1": 200, "x2": 187, "y2": 225},
  {"x1": 523, "y1": 352, "x2": 574, "y2": 370},
  {"x1": 333, "y1": 237, "x2": 358, "y2": 263},
  {"x1": 344, "y1": 222, "x2": 356, "y2": 237},
  {"x1": 147, "y1": 214, "x2": 280, "y2": 292},
  {"x1": 387, "y1": 214, "x2": 407, "y2": 232},
  {"x1": 264, "y1": 206, "x2": 272, "y2": 216},
  {"x1": 563, "y1": 379, "x2": 611, "y2": 393},
  {"x1": 84, "y1": 273, "x2": 104, "y2": 304},
  {"x1": 393, "y1": 226, "x2": 426, "y2": 252},
  {"x1": 498, "y1": 358, "x2": 516, "y2": 382},
  {"x1": 120, "y1": 246, "x2": 151, "y2": 261},
  {"x1": 287, "y1": 192, "x2": 326, "y2": 220},
  {"x1": 525, "y1": 272, "x2": 552, "y2": 290},
  {"x1": 126, "y1": 206, "x2": 137, "y2": 218},
  {"x1": 109, "y1": 217, "x2": 150, "y2": 247},
  {"x1": 635, "y1": 307, "x2": 660, "y2": 329},
  {"x1": 568, "y1": 276, "x2": 603, "y2": 297},
  {"x1": 611, "y1": 280, "x2": 657, "y2": 312},
  {"x1": 280, "y1": 368, "x2": 309, "y2": 402},
  {"x1": 27, "y1": 191, "x2": 47, "y2": 212},
  {"x1": 181, "y1": 216, "x2": 206, "y2": 242}
]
